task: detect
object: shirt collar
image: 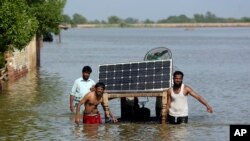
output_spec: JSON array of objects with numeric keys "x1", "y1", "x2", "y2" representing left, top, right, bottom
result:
[{"x1": 81, "y1": 78, "x2": 90, "y2": 81}]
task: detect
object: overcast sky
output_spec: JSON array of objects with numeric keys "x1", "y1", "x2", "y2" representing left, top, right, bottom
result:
[{"x1": 64, "y1": 0, "x2": 250, "y2": 21}]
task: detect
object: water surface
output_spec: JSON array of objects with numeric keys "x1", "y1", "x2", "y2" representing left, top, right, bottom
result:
[{"x1": 1, "y1": 27, "x2": 250, "y2": 141}]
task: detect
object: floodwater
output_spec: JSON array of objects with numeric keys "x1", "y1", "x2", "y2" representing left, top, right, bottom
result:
[{"x1": 0, "y1": 27, "x2": 250, "y2": 141}]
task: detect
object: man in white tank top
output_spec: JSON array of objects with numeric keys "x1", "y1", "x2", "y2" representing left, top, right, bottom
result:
[{"x1": 166, "y1": 71, "x2": 213, "y2": 124}]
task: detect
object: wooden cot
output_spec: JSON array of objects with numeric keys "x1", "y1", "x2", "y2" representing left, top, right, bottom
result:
[{"x1": 102, "y1": 91, "x2": 168, "y2": 124}]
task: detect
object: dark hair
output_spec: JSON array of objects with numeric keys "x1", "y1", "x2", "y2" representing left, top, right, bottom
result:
[
  {"x1": 95, "y1": 82, "x2": 106, "y2": 90},
  {"x1": 173, "y1": 71, "x2": 184, "y2": 77},
  {"x1": 82, "y1": 66, "x2": 92, "y2": 73}
]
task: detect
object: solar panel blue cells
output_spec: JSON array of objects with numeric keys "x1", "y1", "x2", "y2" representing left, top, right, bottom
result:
[
  {"x1": 98, "y1": 60, "x2": 172, "y2": 92},
  {"x1": 131, "y1": 63, "x2": 139, "y2": 70},
  {"x1": 123, "y1": 64, "x2": 130, "y2": 70},
  {"x1": 99, "y1": 66, "x2": 107, "y2": 72}
]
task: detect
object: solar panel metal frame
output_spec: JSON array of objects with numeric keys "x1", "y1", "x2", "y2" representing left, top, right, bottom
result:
[{"x1": 98, "y1": 59, "x2": 172, "y2": 93}]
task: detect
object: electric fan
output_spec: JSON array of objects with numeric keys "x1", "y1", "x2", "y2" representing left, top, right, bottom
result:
[{"x1": 144, "y1": 47, "x2": 172, "y2": 61}]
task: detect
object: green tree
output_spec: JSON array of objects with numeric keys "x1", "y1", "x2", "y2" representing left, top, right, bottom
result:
[
  {"x1": 194, "y1": 14, "x2": 205, "y2": 23},
  {"x1": 124, "y1": 17, "x2": 139, "y2": 24},
  {"x1": 72, "y1": 13, "x2": 87, "y2": 24},
  {"x1": 28, "y1": 0, "x2": 66, "y2": 67},
  {"x1": 88, "y1": 20, "x2": 101, "y2": 24},
  {"x1": 204, "y1": 11, "x2": 217, "y2": 22},
  {"x1": 164, "y1": 15, "x2": 192, "y2": 23},
  {"x1": 62, "y1": 14, "x2": 71, "y2": 24},
  {"x1": 0, "y1": 0, "x2": 38, "y2": 52},
  {"x1": 108, "y1": 16, "x2": 122, "y2": 24},
  {"x1": 144, "y1": 19, "x2": 155, "y2": 24},
  {"x1": 0, "y1": 0, "x2": 66, "y2": 68},
  {"x1": 157, "y1": 18, "x2": 168, "y2": 23},
  {"x1": 27, "y1": 0, "x2": 66, "y2": 35},
  {"x1": 0, "y1": 0, "x2": 38, "y2": 68},
  {"x1": 240, "y1": 17, "x2": 250, "y2": 22},
  {"x1": 157, "y1": 16, "x2": 179, "y2": 23}
]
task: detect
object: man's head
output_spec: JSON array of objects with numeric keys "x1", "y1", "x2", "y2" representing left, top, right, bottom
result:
[
  {"x1": 173, "y1": 71, "x2": 184, "y2": 87},
  {"x1": 82, "y1": 66, "x2": 92, "y2": 80},
  {"x1": 95, "y1": 82, "x2": 106, "y2": 97}
]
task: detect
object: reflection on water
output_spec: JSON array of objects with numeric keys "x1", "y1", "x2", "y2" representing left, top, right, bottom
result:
[{"x1": 1, "y1": 27, "x2": 250, "y2": 140}]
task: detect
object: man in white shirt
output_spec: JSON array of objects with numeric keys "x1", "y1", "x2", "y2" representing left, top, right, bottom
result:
[
  {"x1": 166, "y1": 71, "x2": 213, "y2": 124},
  {"x1": 69, "y1": 66, "x2": 95, "y2": 112}
]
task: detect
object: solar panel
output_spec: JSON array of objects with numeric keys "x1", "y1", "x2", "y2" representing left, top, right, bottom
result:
[{"x1": 98, "y1": 59, "x2": 172, "y2": 93}]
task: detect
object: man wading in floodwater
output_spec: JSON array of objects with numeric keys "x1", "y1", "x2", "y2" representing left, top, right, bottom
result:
[
  {"x1": 166, "y1": 71, "x2": 213, "y2": 124},
  {"x1": 75, "y1": 82, "x2": 118, "y2": 125}
]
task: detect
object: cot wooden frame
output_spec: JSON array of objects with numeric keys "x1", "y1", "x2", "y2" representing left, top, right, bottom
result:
[{"x1": 102, "y1": 90, "x2": 168, "y2": 124}]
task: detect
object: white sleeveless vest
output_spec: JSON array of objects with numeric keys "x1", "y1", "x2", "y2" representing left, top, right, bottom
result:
[{"x1": 169, "y1": 84, "x2": 188, "y2": 117}]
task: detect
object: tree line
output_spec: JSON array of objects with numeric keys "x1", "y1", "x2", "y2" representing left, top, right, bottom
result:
[
  {"x1": 0, "y1": 0, "x2": 66, "y2": 67},
  {"x1": 62, "y1": 11, "x2": 250, "y2": 25},
  {"x1": 1, "y1": 0, "x2": 250, "y2": 68}
]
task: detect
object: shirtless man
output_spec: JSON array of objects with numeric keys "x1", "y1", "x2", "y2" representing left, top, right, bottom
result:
[
  {"x1": 166, "y1": 71, "x2": 213, "y2": 124},
  {"x1": 75, "y1": 82, "x2": 118, "y2": 125}
]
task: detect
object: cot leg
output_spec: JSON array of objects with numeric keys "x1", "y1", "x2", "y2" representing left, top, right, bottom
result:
[
  {"x1": 103, "y1": 93, "x2": 110, "y2": 123},
  {"x1": 161, "y1": 91, "x2": 168, "y2": 124}
]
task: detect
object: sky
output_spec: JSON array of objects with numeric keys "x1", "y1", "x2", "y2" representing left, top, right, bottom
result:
[{"x1": 64, "y1": 0, "x2": 250, "y2": 21}]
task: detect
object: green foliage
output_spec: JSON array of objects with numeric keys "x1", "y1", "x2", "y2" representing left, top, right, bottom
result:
[
  {"x1": 0, "y1": 0, "x2": 66, "y2": 67},
  {"x1": 124, "y1": 17, "x2": 139, "y2": 24},
  {"x1": 204, "y1": 11, "x2": 217, "y2": 22},
  {"x1": 193, "y1": 14, "x2": 205, "y2": 23},
  {"x1": 119, "y1": 22, "x2": 128, "y2": 28},
  {"x1": 62, "y1": 11, "x2": 250, "y2": 27},
  {"x1": 72, "y1": 13, "x2": 87, "y2": 24},
  {"x1": 28, "y1": 0, "x2": 66, "y2": 36},
  {"x1": 62, "y1": 14, "x2": 71, "y2": 24},
  {"x1": 144, "y1": 19, "x2": 155, "y2": 24},
  {"x1": 108, "y1": 16, "x2": 122, "y2": 24},
  {"x1": 156, "y1": 11, "x2": 250, "y2": 23},
  {"x1": 88, "y1": 20, "x2": 101, "y2": 24},
  {"x1": 0, "y1": 0, "x2": 38, "y2": 51},
  {"x1": 0, "y1": 0, "x2": 66, "y2": 50},
  {"x1": 158, "y1": 15, "x2": 193, "y2": 23},
  {"x1": 240, "y1": 17, "x2": 250, "y2": 22},
  {"x1": 0, "y1": 52, "x2": 5, "y2": 68}
]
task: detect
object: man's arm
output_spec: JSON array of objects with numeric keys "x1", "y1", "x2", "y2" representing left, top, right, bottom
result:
[
  {"x1": 108, "y1": 110, "x2": 118, "y2": 123},
  {"x1": 75, "y1": 95, "x2": 87, "y2": 125},
  {"x1": 100, "y1": 98, "x2": 118, "y2": 123},
  {"x1": 166, "y1": 88, "x2": 171, "y2": 110},
  {"x1": 69, "y1": 80, "x2": 78, "y2": 112},
  {"x1": 70, "y1": 95, "x2": 75, "y2": 112},
  {"x1": 186, "y1": 86, "x2": 213, "y2": 113}
]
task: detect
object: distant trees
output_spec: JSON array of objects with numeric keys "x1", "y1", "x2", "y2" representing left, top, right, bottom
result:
[
  {"x1": 124, "y1": 17, "x2": 139, "y2": 24},
  {"x1": 156, "y1": 11, "x2": 250, "y2": 23},
  {"x1": 62, "y1": 14, "x2": 72, "y2": 24},
  {"x1": 143, "y1": 19, "x2": 155, "y2": 24},
  {"x1": 108, "y1": 16, "x2": 122, "y2": 24},
  {"x1": 193, "y1": 14, "x2": 205, "y2": 23},
  {"x1": 72, "y1": 13, "x2": 88, "y2": 24},
  {"x1": 240, "y1": 17, "x2": 250, "y2": 22},
  {"x1": 62, "y1": 11, "x2": 250, "y2": 26},
  {"x1": 193, "y1": 12, "x2": 222, "y2": 23},
  {"x1": 158, "y1": 15, "x2": 192, "y2": 23}
]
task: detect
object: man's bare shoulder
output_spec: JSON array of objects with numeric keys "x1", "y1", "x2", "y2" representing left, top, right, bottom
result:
[
  {"x1": 183, "y1": 84, "x2": 193, "y2": 93},
  {"x1": 166, "y1": 88, "x2": 172, "y2": 94},
  {"x1": 83, "y1": 91, "x2": 94, "y2": 99},
  {"x1": 167, "y1": 87, "x2": 171, "y2": 91},
  {"x1": 87, "y1": 91, "x2": 95, "y2": 96}
]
